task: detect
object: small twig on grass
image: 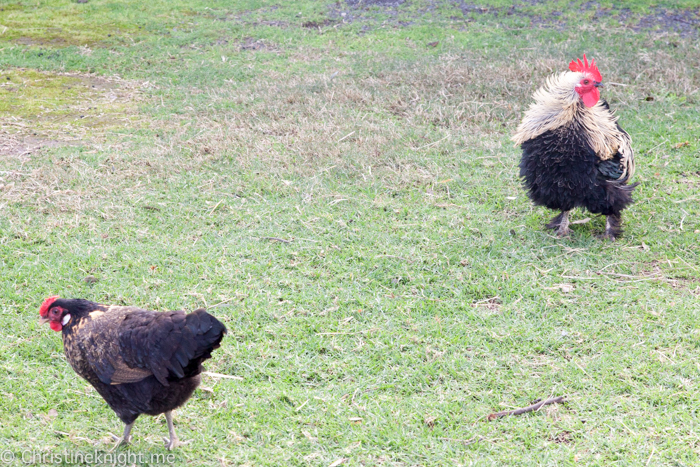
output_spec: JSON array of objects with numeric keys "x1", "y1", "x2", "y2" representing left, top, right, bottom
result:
[
  {"x1": 208, "y1": 199, "x2": 225, "y2": 215},
  {"x1": 598, "y1": 271, "x2": 662, "y2": 279},
  {"x1": 570, "y1": 217, "x2": 591, "y2": 225},
  {"x1": 473, "y1": 295, "x2": 499, "y2": 305},
  {"x1": 676, "y1": 256, "x2": 698, "y2": 272},
  {"x1": 645, "y1": 139, "x2": 667, "y2": 154},
  {"x1": 337, "y1": 131, "x2": 355, "y2": 143},
  {"x1": 438, "y1": 436, "x2": 482, "y2": 445},
  {"x1": 260, "y1": 237, "x2": 293, "y2": 243},
  {"x1": 210, "y1": 296, "x2": 247, "y2": 308},
  {"x1": 411, "y1": 134, "x2": 449, "y2": 151},
  {"x1": 295, "y1": 399, "x2": 309, "y2": 412},
  {"x1": 203, "y1": 371, "x2": 244, "y2": 380},
  {"x1": 487, "y1": 396, "x2": 565, "y2": 420},
  {"x1": 673, "y1": 195, "x2": 699, "y2": 204},
  {"x1": 316, "y1": 328, "x2": 379, "y2": 336},
  {"x1": 646, "y1": 447, "x2": 655, "y2": 466}
]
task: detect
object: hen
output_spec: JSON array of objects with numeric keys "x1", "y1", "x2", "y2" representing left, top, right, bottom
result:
[
  {"x1": 512, "y1": 54, "x2": 637, "y2": 239},
  {"x1": 39, "y1": 296, "x2": 227, "y2": 449}
]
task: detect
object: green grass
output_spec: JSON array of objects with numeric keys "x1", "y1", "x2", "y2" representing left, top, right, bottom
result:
[{"x1": 1, "y1": 0, "x2": 699, "y2": 465}]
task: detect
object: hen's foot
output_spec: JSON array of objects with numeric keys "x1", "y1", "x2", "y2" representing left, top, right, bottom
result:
[
  {"x1": 110, "y1": 423, "x2": 134, "y2": 452},
  {"x1": 163, "y1": 411, "x2": 191, "y2": 450},
  {"x1": 163, "y1": 436, "x2": 191, "y2": 450}
]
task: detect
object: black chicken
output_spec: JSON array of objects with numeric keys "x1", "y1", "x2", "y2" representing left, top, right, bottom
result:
[
  {"x1": 512, "y1": 54, "x2": 637, "y2": 239},
  {"x1": 39, "y1": 296, "x2": 227, "y2": 449}
]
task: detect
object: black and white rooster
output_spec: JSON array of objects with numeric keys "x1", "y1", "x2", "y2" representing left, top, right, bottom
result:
[{"x1": 513, "y1": 54, "x2": 637, "y2": 240}]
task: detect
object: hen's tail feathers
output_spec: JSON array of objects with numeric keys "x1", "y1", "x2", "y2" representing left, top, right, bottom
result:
[
  {"x1": 173, "y1": 310, "x2": 227, "y2": 380},
  {"x1": 187, "y1": 309, "x2": 227, "y2": 357}
]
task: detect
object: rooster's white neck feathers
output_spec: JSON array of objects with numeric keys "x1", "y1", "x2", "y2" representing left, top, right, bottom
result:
[{"x1": 512, "y1": 71, "x2": 634, "y2": 181}]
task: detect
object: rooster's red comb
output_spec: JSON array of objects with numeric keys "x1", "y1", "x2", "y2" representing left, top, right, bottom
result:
[
  {"x1": 569, "y1": 54, "x2": 602, "y2": 82},
  {"x1": 39, "y1": 296, "x2": 60, "y2": 317}
]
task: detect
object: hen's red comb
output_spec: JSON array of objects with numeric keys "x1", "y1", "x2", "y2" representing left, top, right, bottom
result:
[
  {"x1": 39, "y1": 296, "x2": 60, "y2": 317},
  {"x1": 569, "y1": 54, "x2": 602, "y2": 82}
]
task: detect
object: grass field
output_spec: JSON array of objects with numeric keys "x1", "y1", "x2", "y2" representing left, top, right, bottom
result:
[{"x1": 1, "y1": 0, "x2": 699, "y2": 465}]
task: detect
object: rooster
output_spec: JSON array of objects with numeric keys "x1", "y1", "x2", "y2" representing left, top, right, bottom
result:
[
  {"x1": 512, "y1": 54, "x2": 637, "y2": 239},
  {"x1": 39, "y1": 296, "x2": 227, "y2": 449}
]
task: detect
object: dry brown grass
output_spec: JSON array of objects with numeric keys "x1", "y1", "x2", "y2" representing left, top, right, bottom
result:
[{"x1": 142, "y1": 41, "x2": 699, "y2": 187}]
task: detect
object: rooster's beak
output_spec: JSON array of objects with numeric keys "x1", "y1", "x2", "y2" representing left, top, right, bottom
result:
[
  {"x1": 594, "y1": 81, "x2": 603, "y2": 88},
  {"x1": 39, "y1": 317, "x2": 49, "y2": 325}
]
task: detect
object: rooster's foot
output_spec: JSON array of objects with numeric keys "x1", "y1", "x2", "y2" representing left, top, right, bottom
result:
[
  {"x1": 601, "y1": 214, "x2": 622, "y2": 241},
  {"x1": 546, "y1": 211, "x2": 571, "y2": 237}
]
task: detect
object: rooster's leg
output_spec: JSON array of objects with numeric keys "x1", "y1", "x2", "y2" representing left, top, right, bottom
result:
[
  {"x1": 546, "y1": 210, "x2": 571, "y2": 237},
  {"x1": 110, "y1": 422, "x2": 134, "y2": 451},
  {"x1": 603, "y1": 214, "x2": 622, "y2": 241},
  {"x1": 163, "y1": 411, "x2": 190, "y2": 450}
]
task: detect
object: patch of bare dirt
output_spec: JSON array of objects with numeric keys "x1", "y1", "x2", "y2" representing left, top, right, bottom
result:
[
  {"x1": 636, "y1": 7, "x2": 700, "y2": 37},
  {"x1": 329, "y1": 0, "x2": 409, "y2": 28},
  {"x1": 473, "y1": 296, "x2": 501, "y2": 312},
  {"x1": 346, "y1": 0, "x2": 405, "y2": 6},
  {"x1": 326, "y1": 1, "x2": 699, "y2": 37},
  {"x1": 0, "y1": 69, "x2": 146, "y2": 158},
  {"x1": 238, "y1": 37, "x2": 278, "y2": 52},
  {"x1": 302, "y1": 19, "x2": 338, "y2": 29},
  {"x1": 202, "y1": 6, "x2": 289, "y2": 29},
  {"x1": 0, "y1": 132, "x2": 65, "y2": 156},
  {"x1": 453, "y1": 1, "x2": 700, "y2": 36},
  {"x1": 15, "y1": 36, "x2": 71, "y2": 47},
  {"x1": 550, "y1": 431, "x2": 574, "y2": 444}
]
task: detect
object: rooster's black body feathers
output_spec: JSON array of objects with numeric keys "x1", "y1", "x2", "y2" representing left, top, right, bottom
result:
[{"x1": 518, "y1": 107, "x2": 636, "y2": 217}]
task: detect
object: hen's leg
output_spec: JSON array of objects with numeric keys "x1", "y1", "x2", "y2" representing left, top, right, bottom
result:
[
  {"x1": 163, "y1": 411, "x2": 190, "y2": 450},
  {"x1": 603, "y1": 214, "x2": 622, "y2": 241},
  {"x1": 545, "y1": 210, "x2": 570, "y2": 237},
  {"x1": 110, "y1": 422, "x2": 134, "y2": 451}
]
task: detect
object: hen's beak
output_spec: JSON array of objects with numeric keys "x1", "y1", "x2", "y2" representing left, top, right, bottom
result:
[
  {"x1": 39, "y1": 317, "x2": 49, "y2": 325},
  {"x1": 594, "y1": 81, "x2": 604, "y2": 88}
]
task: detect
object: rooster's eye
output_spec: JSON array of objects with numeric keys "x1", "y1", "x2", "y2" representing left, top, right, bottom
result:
[{"x1": 583, "y1": 80, "x2": 590, "y2": 85}]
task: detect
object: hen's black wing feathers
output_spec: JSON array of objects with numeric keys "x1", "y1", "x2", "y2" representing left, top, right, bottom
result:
[{"x1": 117, "y1": 309, "x2": 226, "y2": 386}]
